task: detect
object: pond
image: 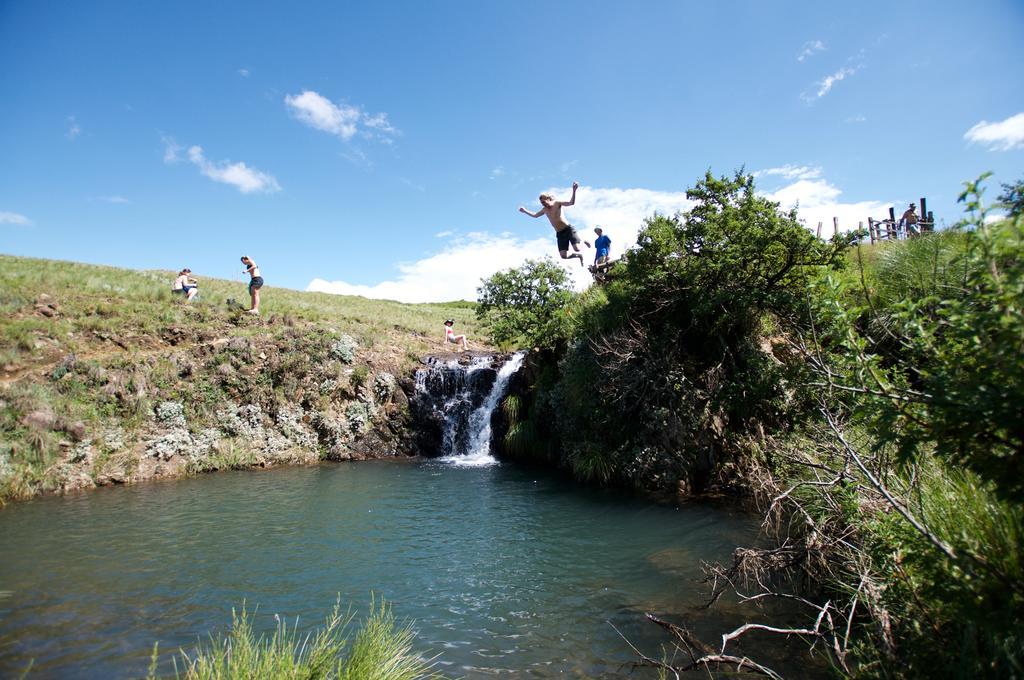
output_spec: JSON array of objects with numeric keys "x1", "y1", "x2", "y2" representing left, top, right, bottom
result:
[{"x1": 0, "y1": 460, "x2": 806, "y2": 678}]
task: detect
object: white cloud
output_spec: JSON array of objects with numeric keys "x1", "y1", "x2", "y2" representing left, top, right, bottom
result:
[
  {"x1": 307, "y1": 232, "x2": 568, "y2": 303},
  {"x1": 753, "y1": 165, "x2": 822, "y2": 181},
  {"x1": 542, "y1": 185, "x2": 695, "y2": 255},
  {"x1": 284, "y1": 90, "x2": 397, "y2": 142},
  {"x1": 306, "y1": 175, "x2": 891, "y2": 303},
  {"x1": 400, "y1": 177, "x2": 425, "y2": 192},
  {"x1": 186, "y1": 145, "x2": 281, "y2": 194},
  {"x1": 490, "y1": 165, "x2": 505, "y2": 179},
  {"x1": 238, "y1": 68, "x2": 250, "y2": 77},
  {"x1": 964, "y1": 112, "x2": 1024, "y2": 151},
  {"x1": 804, "y1": 66, "x2": 857, "y2": 101},
  {"x1": 797, "y1": 40, "x2": 825, "y2": 62},
  {"x1": 97, "y1": 195, "x2": 130, "y2": 204},
  {"x1": 65, "y1": 116, "x2": 81, "y2": 140},
  {"x1": 162, "y1": 134, "x2": 182, "y2": 163},
  {"x1": 363, "y1": 112, "x2": 396, "y2": 135},
  {"x1": 760, "y1": 175, "x2": 891, "y2": 233},
  {"x1": 845, "y1": 114, "x2": 867, "y2": 123},
  {"x1": 285, "y1": 90, "x2": 361, "y2": 139},
  {"x1": 0, "y1": 211, "x2": 32, "y2": 226}
]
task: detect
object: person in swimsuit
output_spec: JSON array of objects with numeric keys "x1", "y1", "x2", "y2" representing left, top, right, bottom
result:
[
  {"x1": 518, "y1": 181, "x2": 590, "y2": 266},
  {"x1": 443, "y1": 319, "x2": 469, "y2": 351},
  {"x1": 171, "y1": 268, "x2": 198, "y2": 302},
  {"x1": 240, "y1": 256, "x2": 263, "y2": 314}
]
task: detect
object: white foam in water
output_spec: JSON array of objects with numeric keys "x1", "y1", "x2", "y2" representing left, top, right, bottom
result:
[{"x1": 439, "y1": 352, "x2": 526, "y2": 467}]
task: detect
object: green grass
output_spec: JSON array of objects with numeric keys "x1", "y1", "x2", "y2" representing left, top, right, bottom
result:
[
  {"x1": 0, "y1": 254, "x2": 485, "y2": 369},
  {"x1": 151, "y1": 596, "x2": 439, "y2": 680}
]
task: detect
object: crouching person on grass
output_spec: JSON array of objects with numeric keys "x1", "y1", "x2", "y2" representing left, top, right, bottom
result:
[{"x1": 172, "y1": 268, "x2": 198, "y2": 302}]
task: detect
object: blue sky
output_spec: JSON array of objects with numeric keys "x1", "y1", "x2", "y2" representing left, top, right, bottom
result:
[{"x1": 2, "y1": 1, "x2": 1022, "y2": 301}]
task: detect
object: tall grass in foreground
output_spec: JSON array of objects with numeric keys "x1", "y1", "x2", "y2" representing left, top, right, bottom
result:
[{"x1": 150, "y1": 597, "x2": 439, "y2": 680}]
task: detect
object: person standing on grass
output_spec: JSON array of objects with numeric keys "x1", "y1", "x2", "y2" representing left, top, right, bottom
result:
[
  {"x1": 171, "y1": 268, "x2": 198, "y2": 302},
  {"x1": 240, "y1": 256, "x2": 263, "y2": 315},
  {"x1": 443, "y1": 319, "x2": 469, "y2": 351},
  {"x1": 519, "y1": 181, "x2": 590, "y2": 267}
]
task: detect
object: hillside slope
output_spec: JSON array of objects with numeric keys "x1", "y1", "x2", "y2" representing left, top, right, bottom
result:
[{"x1": 0, "y1": 255, "x2": 487, "y2": 503}]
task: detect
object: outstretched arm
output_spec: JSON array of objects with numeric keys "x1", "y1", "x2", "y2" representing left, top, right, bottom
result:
[
  {"x1": 563, "y1": 181, "x2": 579, "y2": 206},
  {"x1": 519, "y1": 206, "x2": 544, "y2": 218}
]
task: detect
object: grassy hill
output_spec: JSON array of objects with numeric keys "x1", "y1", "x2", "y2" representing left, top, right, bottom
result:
[{"x1": 0, "y1": 254, "x2": 489, "y2": 504}]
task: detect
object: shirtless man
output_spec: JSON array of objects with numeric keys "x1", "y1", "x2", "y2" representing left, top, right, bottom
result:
[{"x1": 519, "y1": 181, "x2": 590, "y2": 266}]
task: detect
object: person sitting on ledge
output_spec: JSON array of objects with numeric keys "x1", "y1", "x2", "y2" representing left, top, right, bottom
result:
[
  {"x1": 171, "y1": 268, "x2": 198, "y2": 302},
  {"x1": 443, "y1": 319, "x2": 469, "y2": 351}
]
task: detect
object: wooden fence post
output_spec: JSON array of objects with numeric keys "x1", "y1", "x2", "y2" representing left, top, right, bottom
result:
[
  {"x1": 833, "y1": 216, "x2": 839, "y2": 238},
  {"x1": 816, "y1": 221, "x2": 822, "y2": 239},
  {"x1": 868, "y1": 218, "x2": 876, "y2": 243},
  {"x1": 888, "y1": 207, "x2": 896, "y2": 240}
]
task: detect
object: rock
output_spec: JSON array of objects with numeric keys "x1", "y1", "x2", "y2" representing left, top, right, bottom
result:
[
  {"x1": 34, "y1": 303, "x2": 59, "y2": 318},
  {"x1": 22, "y1": 408, "x2": 57, "y2": 431},
  {"x1": 65, "y1": 421, "x2": 87, "y2": 442}
]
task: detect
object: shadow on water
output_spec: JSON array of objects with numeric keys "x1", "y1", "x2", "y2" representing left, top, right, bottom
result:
[{"x1": 0, "y1": 460, "x2": 826, "y2": 678}]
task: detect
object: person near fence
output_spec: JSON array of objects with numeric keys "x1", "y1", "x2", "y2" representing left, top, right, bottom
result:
[{"x1": 899, "y1": 203, "x2": 919, "y2": 238}]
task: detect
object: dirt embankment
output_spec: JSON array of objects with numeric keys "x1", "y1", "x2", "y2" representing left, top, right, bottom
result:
[{"x1": 2, "y1": 313, "x2": 426, "y2": 503}]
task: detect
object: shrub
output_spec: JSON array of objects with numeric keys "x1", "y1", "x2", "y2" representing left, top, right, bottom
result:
[
  {"x1": 329, "y1": 335, "x2": 358, "y2": 364},
  {"x1": 476, "y1": 258, "x2": 575, "y2": 349}
]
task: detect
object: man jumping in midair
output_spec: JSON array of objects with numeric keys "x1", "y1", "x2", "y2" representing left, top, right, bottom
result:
[{"x1": 519, "y1": 181, "x2": 590, "y2": 266}]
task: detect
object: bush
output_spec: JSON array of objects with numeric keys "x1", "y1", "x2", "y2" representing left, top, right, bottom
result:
[
  {"x1": 476, "y1": 258, "x2": 575, "y2": 349},
  {"x1": 501, "y1": 170, "x2": 848, "y2": 490},
  {"x1": 808, "y1": 176, "x2": 1024, "y2": 501}
]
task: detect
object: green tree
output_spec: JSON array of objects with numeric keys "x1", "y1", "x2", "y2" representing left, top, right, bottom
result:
[
  {"x1": 476, "y1": 258, "x2": 575, "y2": 348},
  {"x1": 998, "y1": 176, "x2": 1024, "y2": 218}
]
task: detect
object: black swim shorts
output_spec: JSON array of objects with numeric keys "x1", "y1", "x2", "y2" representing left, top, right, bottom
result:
[
  {"x1": 556, "y1": 226, "x2": 580, "y2": 252},
  {"x1": 249, "y1": 276, "x2": 264, "y2": 291}
]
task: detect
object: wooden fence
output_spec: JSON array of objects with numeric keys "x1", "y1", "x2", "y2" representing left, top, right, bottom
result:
[{"x1": 815, "y1": 197, "x2": 936, "y2": 243}]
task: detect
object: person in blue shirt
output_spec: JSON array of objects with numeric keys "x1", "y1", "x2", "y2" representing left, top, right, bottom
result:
[{"x1": 593, "y1": 227, "x2": 611, "y2": 266}]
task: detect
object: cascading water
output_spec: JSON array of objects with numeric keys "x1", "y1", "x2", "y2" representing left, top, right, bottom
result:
[{"x1": 411, "y1": 352, "x2": 526, "y2": 466}]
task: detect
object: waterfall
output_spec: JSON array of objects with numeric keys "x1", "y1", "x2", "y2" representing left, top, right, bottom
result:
[{"x1": 411, "y1": 352, "x2": 526, "y2": 466}]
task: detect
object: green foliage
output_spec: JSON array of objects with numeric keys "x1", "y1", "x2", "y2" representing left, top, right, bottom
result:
[
  {"x1": 154, "y1": 596, "x2": 436, "y2": 680},
  {"x1": 330, "y1": 335, "x2": 359, "y2": 364},
  {"x1": 476, "y1": 258, "x2": 575, "y2": 349},
  {"x1": 535, "y1": 170, "x2": 847, "y2": 489},
  {"x1": 999, "y1": 175, "x2": 1024, "y2": 218},
  {"x1": 808, "y1": 177, "x2": 1024, "y2": 501},
  {"x1": 856, "y1": 464, "x2": 1023, "y2": 677}
]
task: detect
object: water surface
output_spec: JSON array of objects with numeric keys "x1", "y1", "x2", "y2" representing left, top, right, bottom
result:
[{"x1": 0, "y1": 461, "x2": 798, "y2": 677}]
